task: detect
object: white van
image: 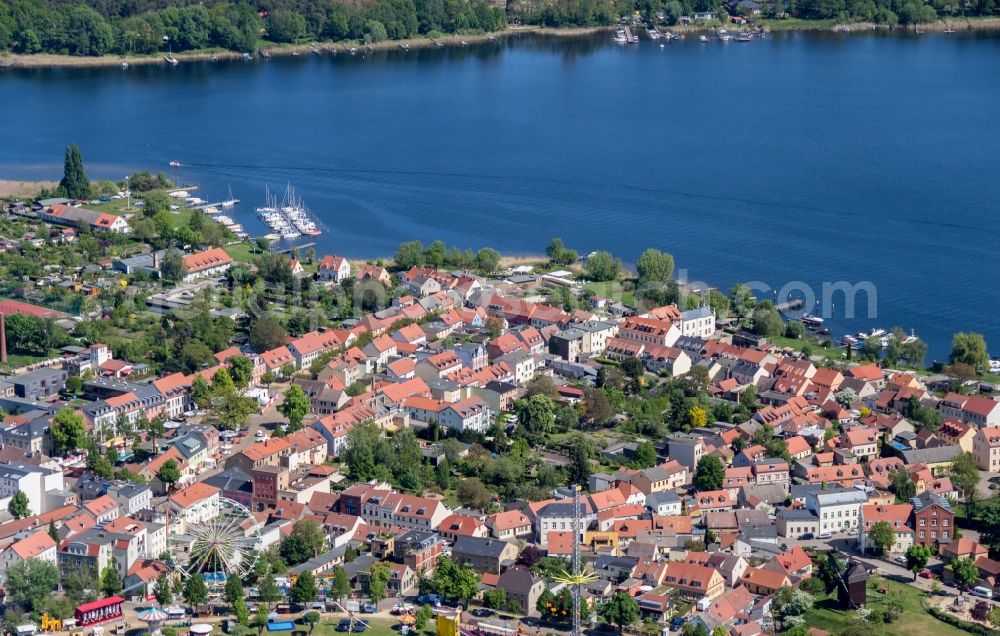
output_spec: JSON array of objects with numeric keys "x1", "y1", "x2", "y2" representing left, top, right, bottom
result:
[{"x1": 971, "y1": 586, "x2": 993, "y2": 599}]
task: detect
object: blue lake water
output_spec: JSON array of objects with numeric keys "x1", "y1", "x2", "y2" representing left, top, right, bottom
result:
[{"x1": 1, "y1": 30, "x2": 998, "y2": 361}]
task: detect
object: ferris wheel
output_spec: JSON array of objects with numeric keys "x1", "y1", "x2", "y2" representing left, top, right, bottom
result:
[{"x1": 167, "y1": 497, "x2": 261, "y2": 581}]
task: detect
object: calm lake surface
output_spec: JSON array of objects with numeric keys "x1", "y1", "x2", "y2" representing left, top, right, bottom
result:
[{"x1": 2, "y1": 31, "x2": 999, "y2": 360}]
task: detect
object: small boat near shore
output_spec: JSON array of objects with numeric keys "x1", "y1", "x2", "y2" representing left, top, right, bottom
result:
[
  {"x1": 163, "y1": 55, "x2": 178, "y2": 65},
  {"x1": 802, "y1": 313, "x2": 824, "y2": 328}
]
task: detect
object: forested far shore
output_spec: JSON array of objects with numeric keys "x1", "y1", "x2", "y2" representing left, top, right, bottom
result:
[{"x1": 0, "y1": 0, "x2": 996, "y2": 58}]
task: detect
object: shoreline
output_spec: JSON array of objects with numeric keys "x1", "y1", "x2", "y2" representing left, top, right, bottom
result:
[
  {"x1": 0, "y1": 26, "x2": 608, "y2": 70},
  {"x1": 2, "y1": 17, "x2": 999, "y2": 70}
]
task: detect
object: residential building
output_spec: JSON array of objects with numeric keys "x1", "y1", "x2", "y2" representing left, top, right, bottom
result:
[
  {"x1": 911, "y1": 491, "x2": 954, "y2": 548},
  {"x1": 805, "y1": 487, "x2": 868, "y2": 535},
  {"x1": 451, "y1": 536, "x2": 518, "y2": 574},
  {"x1": 497, "y1": 566, "x2": 545, "y2": 615},
  {"x1": 858, "y1": 504, "x2": 913, "y2": 554},
  {"x1": 182, "y1": 247, "x2": 232, "y2": 281}
]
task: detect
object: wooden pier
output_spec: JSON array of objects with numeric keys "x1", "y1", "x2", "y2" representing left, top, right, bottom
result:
[{"x1": 774, "y1": 298, "x2": 804, "y2": 311}]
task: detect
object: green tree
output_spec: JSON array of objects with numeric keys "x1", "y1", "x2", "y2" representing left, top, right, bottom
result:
[
  {"x1": 979, "y1": 500, "x2": 1000, "y2": 554},
  {"x1": 234, "y1": 598, "x2": 250, "y2": 627},
  {"x1": 331, "y1": 566, "x2": 351, "y2": 600},
  {"x1": 514, "y1": 394, "x2": 556, "y2": 439},
  {"x1": 395, "y1": 240, "x2": 425, "y2": 270},
  {"x1": 428, "y1": 556, "x2": 478, "y2": 602},
  {"x1": 65, "y1": 375, "x2": 83, "y2": 396},
  {"x1": 635, "y1": 248, "x2": 674, "y2": 283},
  {"x1": 142, "y1": 190, "x2": 170, "y2": 217},
  {"x1": 729, "y1": 284, "x2": 757, "y2": 329},
  {"x1": 212, "y1": 384, "x2": 259, "y2": 431},
  {"x1": 302, "y1": 611, "x2": 321, "y2": 634},
  {"x1": 253, "y1": 604, "x2": 270, "y2": 636},
  {"x1": 904, "y1": 544, "x2": 932, "y2": 580},
  {"x1": 213, "y1": 367, "x2": 235, "y2": 391},
  {"x1": 59, "y1": 143, "x2": 90, "y2": 199},
  {"x1": 772, "y1": 588, "x2": 814, "y2": 627},
  {"x1": 192, "y1": 374, "x2": 213, "y2": 408},
  {"x1": 367, "y1": 561, "x2": 391, "y2": 604},
  {"x1": 950, "y1": 332, "x2": 989, "y2": 374},
  {"x1": 229, "y1": 355, "x2": 254, "y2": 388},
  {"x1": 890, "y1": 468, "x2": 916, "y2": 501},
  {"x1": 257, "y1": 574, "x2": 283, "y2": 608},
  {"x1": 249, "y1": 315, "x2": 289, "y2": 353},
  {"x1": 278, "y1": 384, "x2": 311, "y2": 432},
  {"x1": 267, "y1": 9, "x2": 307, "y2": 42},
  {"x1": 8, "y1": 490, "x2": 31, "y2": 519},
  {"x1": 281, "y1": 520, "x2": 327, "y2": 565},
  {"x1": 751, "y1": 303, "x2": 784, "y2": 338},
  {"x1": 867, "y1": 521, "x2": 896, "y2": 554},
  {"x1": 584, "y1": 251, "x2": 621, "y2": 281},
  {"x1": 161, "y1": 248, "x2": 186, "y2": 282},
  {"x1": 545, "y1": 238, "x2": 578, "y2": 265},
  {"x1": 48, "y1": 520, "x2": 59, "y2": 543},
  {"x1": 290, "y1": 570, "x2": 318, "y2": 603},
  {"x1": 157, "y1": 459, "x2": 181, "y2": 490},
  {"x1": 632, "y1": 441, "x2": 657, "y2": 469},
  {"x1": 693, "y1": 455, "x2": 724, "y2": 491},
  {"x1": 101, "y1": 562, "x2": 123, "y2": 596},
  {"x1": 599, "y1": 591, "x2": 640, "y2": 633},
  {"x1": 415, "y1": 605, "x2": 433, "y2": 630},
  {"x1": 483, "y1": 588, "x2": 507, "y2": 609},
  {"x1": 184, "y1": 572, "x2": 209, "y2": 608},
  {"x1": 584, "y1": 386, "x2": 614, "y2": 425},
  {"x1": 154, "y1": 573, "x2": 173, "y2": 606},
  {"x1": 225, "y1": 572, "x2": 244, "y2": 605},
  {"x1": 456, "y1": 477, "x2": 491, "y2": 509},
  {"x1": 566, "y1": 437, "x2": 591, "y2": 487},
  {"x1": 951, "y1": 451, "x2": 981, "y2": 520},
  {"x1": 6, "y1": 558, "x2": 60, "y2": 611},
  {"x1": 475, "y1": 248, "x2": 501, "y2": 274},
  {"x1": 51, "y1": 408, "x2": 87, "y2": 455},
  {"x1": 951, "y1": 556, "x2": 980, "y2": 587}
]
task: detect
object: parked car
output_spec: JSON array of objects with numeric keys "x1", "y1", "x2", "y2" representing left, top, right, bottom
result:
[
  {"x1": 894, "y1": 556, "x2": 907, "y2": 565},
  {"x1": 417, "y1": 594, "x2": 442, "y2": 607},
  {"x1": 800, "y1": 533, "x2": 813, "y2": 540},
  {"x1": 352, "y1": 623, "x2": 368, "y2": 633},
  {"x1": 918, "y1": 570, "x2": 935, "y2": 579},
  {"x1": 336, "y1": 620, "x2": 352, "y2": 632},
  {"x1": 670, "y1": 617, "x2": 685, "y2": 631},
  {"x1": 818, "y1": 532, "x2": 832, "y2": 540},
  {"x1": 360, "y1": 603, "x2": 377, "y2": 614}
]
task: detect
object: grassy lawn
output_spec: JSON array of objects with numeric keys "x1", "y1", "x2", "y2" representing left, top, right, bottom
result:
[
  {"x1": 804, "y1": 577, "x2": 965, "y2": 636},
  {"x1": 225, "y1": 242, "x2": 265, "y2": 264},
  {"x1": 768, "y1": 335, "x2": 847, "y2": 361},
  {"x1": 581, "y1": 281, "x2": 635, "y2": 306},
  {"x1": 1, "y1": 351, "x2": 56, "y2": 371}
]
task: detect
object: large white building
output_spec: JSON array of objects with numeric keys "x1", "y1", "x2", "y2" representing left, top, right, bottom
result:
[
  {"x1": 165, "y1": 482, "x2": 220, "y2": 533},
  {"x1": 677, "y1": 306, "x2": 716, "y2": 339},
  {"x1": 402, "y1": 397, "x2": 494, "y2": 433},
  {"x1": 0, "y1": 462, "x2": 64, "y2": 517},
  {"x1": 805, "y1": 487, "x2": 868, "y2": 535}
]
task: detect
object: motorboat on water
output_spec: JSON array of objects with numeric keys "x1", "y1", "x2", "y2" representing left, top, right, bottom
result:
[
  {"x1": 700, "y1": 35, "x2": 710, "y2": 42},
  {"x1": 613, "y1": 29, "x2": 628, "y2": 43},
  {"x1": 801, "y1": 313, "x2": 824, "y2": 328}
]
